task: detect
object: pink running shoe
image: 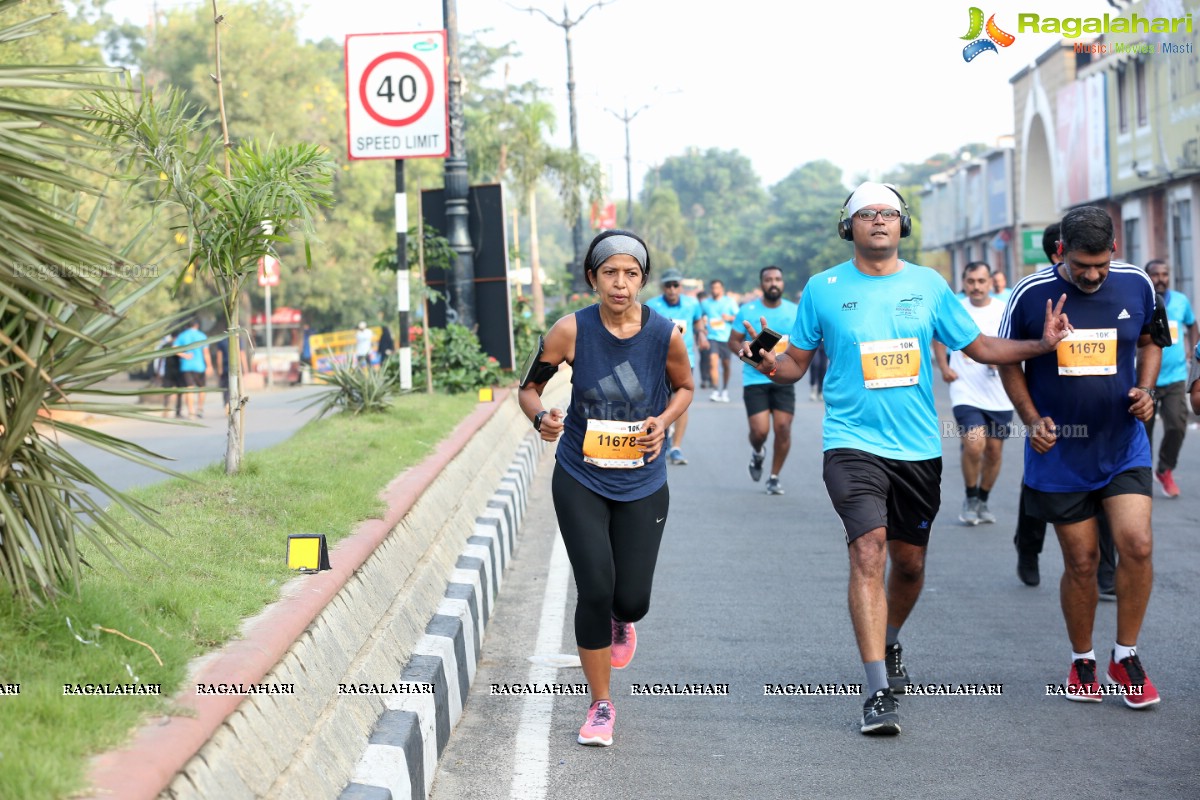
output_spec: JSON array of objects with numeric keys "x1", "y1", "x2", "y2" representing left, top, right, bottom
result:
[
  {"x1": 610, "y1": 617, "x2": 637, "y2": 669},
  {"x1": 577, "y1": 700, "x2": 615, "y2": 746}
]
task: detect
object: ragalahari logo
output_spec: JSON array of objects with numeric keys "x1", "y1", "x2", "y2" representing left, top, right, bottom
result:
[{"x1": 962, "y1": 7, "x2": 1016, "y2": 62}]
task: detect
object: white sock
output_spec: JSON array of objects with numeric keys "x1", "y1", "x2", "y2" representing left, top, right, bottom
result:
[
  {"x1": 1072, "y1": 649, "x2": 1096, "y2": 662},
  {"x1": 769, "y1": 474, "x2": 779, "y2": 481},
  {"x1": 1114, "y1": 643, "x2": 1137, "y2": 662}
]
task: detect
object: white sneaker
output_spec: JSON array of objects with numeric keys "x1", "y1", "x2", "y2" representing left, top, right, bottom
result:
[
  {"x1": 809, "y1": 386, "x2": 818, "y2": 401},
  {"x1": 720, "y1": 390, "x2": 730, "y2": 403},
  {"x1": 710, "y1": 390, "x2": 721, "y2": 402}
]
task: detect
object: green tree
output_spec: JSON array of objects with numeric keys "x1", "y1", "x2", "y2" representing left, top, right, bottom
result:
[
  {"x1": 139, "y1": 1, "x2": 392, "y2": 333},
  {"x1": 94, "y1": 4, "x2": 333, "y2": 476},
  {"x1": 507, "y1": 98, "x2": 568, "y2": 326},
  {"x1": 759, "y1": 160, "x2": 851, "y2": 289},
  {"x1": 637, "y1": 184, "x2": 694, "y2": 271},
  {"x1": 653, "y1": 147, "x2": 767, "y2": 286}
]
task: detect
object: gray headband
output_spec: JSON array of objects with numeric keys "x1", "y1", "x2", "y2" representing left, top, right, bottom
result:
[{"x1": 589, "y1": 234, "x2": 648, "y2": 272}]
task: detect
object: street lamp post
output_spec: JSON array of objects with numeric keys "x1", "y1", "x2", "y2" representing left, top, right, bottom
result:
[
  {"x1": 443, "y1": 0, "x2": 475, "y2": 328},
  {"x1": 606, "y1": 104, "x2": 647, "y2": 229},
  {"x1": 512, "y1": 1, "x2": 612, "y2": 278}
]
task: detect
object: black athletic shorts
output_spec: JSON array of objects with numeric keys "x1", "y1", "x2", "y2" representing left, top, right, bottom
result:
[
  {"x1": 1022, "y1": 467, "x2": 1152, "y2": 525},
  {"x1": 181, "y1": 371, "x2": 206, "y2": 388},
  {"x1": 711, "y1": 343, "x2": 731, "y2": 362},
  {"x1": 743, "y1": 383, "x2": 795, "y2": 416},
  {"x1": 822, "y1": 448, "x2": 942, "y2": 547}
]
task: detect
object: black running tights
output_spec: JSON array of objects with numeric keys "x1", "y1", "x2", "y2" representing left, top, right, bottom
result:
[{"x1": 551, "y1": 464, "x2": 669, "y2": 650}]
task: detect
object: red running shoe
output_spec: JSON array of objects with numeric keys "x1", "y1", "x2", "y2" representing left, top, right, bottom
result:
[
  {"x1": 610, "y1": 617, "x2": 637, "y2": 669},
  {"x1": 1066, "y1": 658, "x2": 1103, "y2": 702},
  {"x1": 1155, "y1": 469, "x2": 1180, "y2": 498},
  {"x1": 1106, "y1": 651, "x2": 1162, "y2": 709}
]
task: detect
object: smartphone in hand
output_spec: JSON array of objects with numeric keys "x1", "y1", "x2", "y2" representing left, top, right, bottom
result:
[{"x1": 739, "y1": 326, "x2": 782, "y2": 366}]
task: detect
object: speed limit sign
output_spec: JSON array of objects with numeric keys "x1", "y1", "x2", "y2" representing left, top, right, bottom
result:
[{"x1": 345, "y1": 31, "x2": 448, "y2": 160}]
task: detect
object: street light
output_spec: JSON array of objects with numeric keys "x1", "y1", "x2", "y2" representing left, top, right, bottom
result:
[
  {"x1": 606, "y1": 104, "x2": 648, "y2": 229},
  {"x1": 443, "y1": 0, "x2": 475, "y2": 329},
  {"x1": 510, "y1": 1, "x2": 613, "y2": 279}
]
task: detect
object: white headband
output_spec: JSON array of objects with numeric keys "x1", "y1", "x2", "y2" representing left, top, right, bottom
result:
[
  {"x1": 589, "y1": 234, "x2": 648, "y2": 272},
  {"x1": 846, "y1": 182, "x2": 903, "y2": 215}
]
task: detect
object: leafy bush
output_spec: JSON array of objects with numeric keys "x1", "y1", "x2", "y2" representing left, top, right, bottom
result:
[
  {"x1": 302, "y1": 351, "x2": 395, "y2": 418},
  {"x1": 412, "y1": 324, "x2": 503, "y2": 394}
]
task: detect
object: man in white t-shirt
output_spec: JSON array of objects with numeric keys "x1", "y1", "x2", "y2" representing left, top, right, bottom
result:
[
  {"x1": 935, "y1": 262, "x2": 1015, "y2": 525},
  {"x1": 354, "y1": 321, "x2": 373, "y2": 367}
]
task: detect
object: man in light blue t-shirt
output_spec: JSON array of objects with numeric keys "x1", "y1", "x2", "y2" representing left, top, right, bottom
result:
[
  {"x1": 700, "y1": 279, "x2": 739, "y2": 402},
  {"x1": 173, "y1": 318, "x2": 212, "y2": 419},
  {"x1": 737, "y1": 182, "x2": 1070, "y2": 737},
  {"x1": 1143, "y1": 259, "x2": 1198, "y2": 498},
  {"x1": 728, "y1": 266, "x2": 798, "y2": 496},
  {"x1": 646, "y1": 269, "x2": 708, "y2": 465}
]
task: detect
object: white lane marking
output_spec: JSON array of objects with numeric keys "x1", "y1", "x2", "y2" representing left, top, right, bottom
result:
[{"x1": 509, "y1": 530, "x2": 570, "y2": 800}]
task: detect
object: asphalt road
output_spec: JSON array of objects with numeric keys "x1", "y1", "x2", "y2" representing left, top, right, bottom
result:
[
  {"x1": 429, "y1": 368, "x2": 1200, "y2": 800},
  {"x1": 53, "y1": 381, "x2": 330, "y2": 495}
]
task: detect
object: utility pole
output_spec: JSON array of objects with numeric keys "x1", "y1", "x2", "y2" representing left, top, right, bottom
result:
[
  {"x1": 511, "y1": 1, "x2": 613, "y2": 279},
  {"x1": 606, "y1": 104, "x2": 648, "y2": 229}
]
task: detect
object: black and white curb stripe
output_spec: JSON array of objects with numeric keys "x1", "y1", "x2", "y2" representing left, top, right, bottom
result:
[{"x1": 340, "y1": 435, "x2": 545, "y2": 800}]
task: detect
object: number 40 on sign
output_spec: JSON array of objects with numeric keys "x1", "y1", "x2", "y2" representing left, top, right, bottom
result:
[{"x1": 344, "y1": 31, "x2": 449, "y2": 160}]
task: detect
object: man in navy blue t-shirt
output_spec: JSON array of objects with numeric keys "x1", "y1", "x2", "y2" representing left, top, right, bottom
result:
[{"x1": 999, "y1": 206, "x2": 1162, "y2": 709}]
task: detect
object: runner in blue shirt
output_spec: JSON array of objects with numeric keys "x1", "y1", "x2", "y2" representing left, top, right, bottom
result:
[
  {"x1": 173, "y1": 318, "x2": 212, "y2": 419},
  {"x1": 739, "y1": 182, "x2": 1070, "y2": 736},
  {"x1": 999, "y1": 206, "x2": 1162, "y2": 710},
  {"x1": 728, "y1": 266, "x2": 798, "y2": 495},
  {"x1": 700, "y1": 280, "x2": 738, "y2": 402},
  {"x1": 1143, "y1": 259, "x2": 1198, "y2": 497},
  {"x1": 646, "y1": 269, "x2": 709, "y2": 464}
]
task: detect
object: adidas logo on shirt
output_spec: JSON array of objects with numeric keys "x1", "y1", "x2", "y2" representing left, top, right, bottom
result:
[{"x1": 1118, "y1": 308, "x2": 1131, "y2": 320}]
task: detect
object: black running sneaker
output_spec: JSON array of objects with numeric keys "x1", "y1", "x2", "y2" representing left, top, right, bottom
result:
[
  {"x1": 860, "y1": 689, "x2": 901, "y2": 735},
  {"x1": 886, "y1": 642, "x2": 911, "y2": 694}
]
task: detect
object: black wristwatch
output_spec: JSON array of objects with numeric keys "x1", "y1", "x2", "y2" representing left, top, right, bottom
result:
[
  {"x1": 533, "y1": 410, "x2": 549, "y2": 431},
  {"x1": 1136, "y1": 386, "x2": 1158, "y2": 400}
]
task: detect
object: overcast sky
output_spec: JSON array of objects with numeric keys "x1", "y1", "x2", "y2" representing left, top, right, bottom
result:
[{"x1": 103, "y1": 0, "x2": 1180, "y2": 199}]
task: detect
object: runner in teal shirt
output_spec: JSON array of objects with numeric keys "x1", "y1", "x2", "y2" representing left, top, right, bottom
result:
[
  {"x1": 792, "y1": 261, "x2": 978, "y2": 460},
  {"x1": 646, "y1": 269, "x2": 708, "y2": 464},
  {"x1": 730, "y1": 267, "x2": 799, "y2": 495},
  {"x1": 1144, "y1": 259, "x2": 1199, "y2": 496},
  {"x1": 737, "y1": 181, "x2": 1070, "y2": 738},
  {"x1": 700, "y1": 279, "x2": 738, "y2": 402}
]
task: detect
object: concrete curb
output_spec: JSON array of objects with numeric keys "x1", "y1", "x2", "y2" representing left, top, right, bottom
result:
[
  {"x1": 83, "y1": 383, "x2": 565, "y2": 800},
  {"x1": 335, "y1": 450, "x2": 534, "y2": 800}
]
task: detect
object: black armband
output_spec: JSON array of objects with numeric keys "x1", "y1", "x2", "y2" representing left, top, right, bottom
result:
[
  {"x1": 519, "y1": 336, "x2": 558, "y2": 388},
  {"x1": 1149, "y1": 293, "x2": 1173, "y2": 348}
]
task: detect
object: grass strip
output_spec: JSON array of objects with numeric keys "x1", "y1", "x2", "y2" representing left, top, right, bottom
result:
[{"x1": 0, "y1": 391, "x2": 479, "y2": 800}]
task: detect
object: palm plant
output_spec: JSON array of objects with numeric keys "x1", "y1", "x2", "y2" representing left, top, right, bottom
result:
[
  {"x1": 0, "y1": 0, "x2": 195, "y2": 605},
  {"x1": 91, "y1": 81, "x2": 334, "y2": 475},
  {"x1": 507, "y1": 99, "x2": 559, "y2": 327}
]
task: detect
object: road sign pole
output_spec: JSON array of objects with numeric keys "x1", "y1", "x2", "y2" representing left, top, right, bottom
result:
[
  {"x1": 396, "y1": 159, "x2": 412, "y2": 390},
  {"x1": 264, "y1": 283, "x2": 274, "y2": 388}
]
